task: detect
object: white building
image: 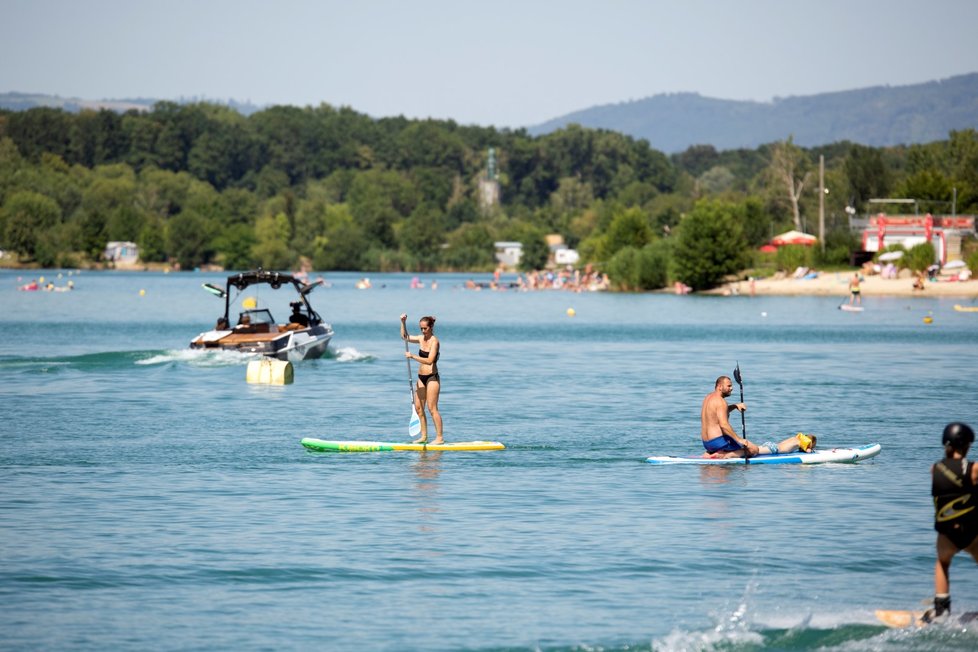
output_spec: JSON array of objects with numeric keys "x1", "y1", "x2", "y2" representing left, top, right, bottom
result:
[
  {"x1": 553, "y1": 246, "x2": 580, "y2": 266},
  {"x1": 494, "y1": 241, "x2": 523, "y2": 268},
  {"x1": 104, "y1": 241, "x2": 139, "y2": 264}
]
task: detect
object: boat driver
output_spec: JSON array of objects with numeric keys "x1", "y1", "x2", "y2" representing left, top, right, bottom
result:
[{"x1": 288, "y1": 301, "x2": 309, "y2": 328}]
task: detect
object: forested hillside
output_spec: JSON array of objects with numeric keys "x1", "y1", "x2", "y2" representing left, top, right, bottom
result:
[
  {"x1": 530, "y1": 73, "x2": 978, "y2": 152},
  {"x1": 1, "y1": 102, "x2": 976, "y2": 291}
]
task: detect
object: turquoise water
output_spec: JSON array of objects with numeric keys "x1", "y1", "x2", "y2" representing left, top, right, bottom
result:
[{"x1": 2, "y1": 269, "x2": 978, "y2": 651}]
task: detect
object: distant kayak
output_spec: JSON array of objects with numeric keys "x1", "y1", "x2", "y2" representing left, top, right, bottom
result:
[
  {"x1": 838, "y1": 304, "x2": 864, "y2": 312},
  {"x1": 953, "y1": 304, "x2": 978, "y2": 312},
  {"x1": 646, "y1": 443, "x2": 881, "y2": 465},
  {"x1": 301, "y1": 438, "x2": 505, "y2": 452}
]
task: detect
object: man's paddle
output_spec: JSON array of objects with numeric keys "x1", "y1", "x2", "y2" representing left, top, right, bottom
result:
[
  {"x1": 733, "y1": 362, "x2": 747, "y2": 438},
  {"x1": 404, "y1": 331, "x2": 422, "y2": 441}
]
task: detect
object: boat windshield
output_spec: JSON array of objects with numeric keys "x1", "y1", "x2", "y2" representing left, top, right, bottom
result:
[{"x1": 238, "y1": 309, "x2": 275, "y2": 325}]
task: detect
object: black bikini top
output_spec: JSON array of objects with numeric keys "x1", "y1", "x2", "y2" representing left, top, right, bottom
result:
[{"x1": 418, "y1": 347, "x2": 439, "y2": 362}]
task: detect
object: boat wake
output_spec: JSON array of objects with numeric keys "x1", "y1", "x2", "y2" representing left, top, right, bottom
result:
[
  {"x1": 328, "y1": 346, "x2": 374, "y2": 362},
  {"x1": 135, "y1": 349, "x2": 256, "y2": 367}
]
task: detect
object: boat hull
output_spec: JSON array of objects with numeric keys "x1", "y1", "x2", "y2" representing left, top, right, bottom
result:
[{"x1": 191, "y1": 324, "x2": 332, "y2": 361}]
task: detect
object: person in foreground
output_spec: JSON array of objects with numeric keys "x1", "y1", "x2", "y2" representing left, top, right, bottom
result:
[
  {"x1": 925, "y1": 421, "x2": 978, "y2": 622},
  {"x1": 400, "y1": 313, "x2": 443, "y2": 445},
  {"x1": 700, "y1": 376, "x2": 816, "y2": 458}
]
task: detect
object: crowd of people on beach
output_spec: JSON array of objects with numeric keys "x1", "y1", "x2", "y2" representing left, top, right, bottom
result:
[{"x1": 462, "y1": 266, "x2": 610, "y2": 292}]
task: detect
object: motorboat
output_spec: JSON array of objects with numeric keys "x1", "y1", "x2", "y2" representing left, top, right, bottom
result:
[{"x1": 190, "y1": 270, "x2": 334, "y2": 361}]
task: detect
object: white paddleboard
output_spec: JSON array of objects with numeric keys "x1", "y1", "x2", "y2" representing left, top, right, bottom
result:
[{"x1": 646, "y1": 443, "x2": 881, "y2": 465}]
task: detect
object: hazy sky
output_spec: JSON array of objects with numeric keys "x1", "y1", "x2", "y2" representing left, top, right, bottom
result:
[{"x1": 2, "y1": 0, "x2": 977, "y2": 127}]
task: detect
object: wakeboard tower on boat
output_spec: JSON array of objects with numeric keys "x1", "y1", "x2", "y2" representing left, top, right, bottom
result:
[{"x1": 190, "y1": 269, "x2": 333, "y2": 361}]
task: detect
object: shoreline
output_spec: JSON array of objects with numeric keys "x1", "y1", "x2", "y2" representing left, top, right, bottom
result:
[
  {"x1": 709, "y1": 273, "x2": 978, "y2": 298},
  {"x1": 4, "y1": 264, "x2": 978, "y2": 298}
]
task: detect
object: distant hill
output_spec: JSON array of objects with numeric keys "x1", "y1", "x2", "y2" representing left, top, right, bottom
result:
[
  {"x1": 528, "y1": 73, "x2": 978, "y2": 152},
  {"x1": 0, "y1": 91, "x2": 265, "y2": 116},
  {"x1": 5, "y1": 74, "x2": 978, "y2": 153}
]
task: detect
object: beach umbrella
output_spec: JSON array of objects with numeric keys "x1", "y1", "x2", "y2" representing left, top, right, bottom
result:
[
  {"x1": 759, "y1": 244, "x2": 777, "y2": 253},
  {"x1": 942, "y1": 259, "x2": 967, "y2": 270},
  {"x1": 878, "y1": 251, "x2": 904, "y2": 262},
  {"x1": 771, "y1": 230, "x2": 817, "y2": 246}
]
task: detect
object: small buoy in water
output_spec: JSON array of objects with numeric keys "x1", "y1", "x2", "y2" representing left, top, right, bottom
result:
[
  {"x1": 566, "y1": 308, "x2": 576, "y2": 317},
  {"x1": 39, "y1": 276, "x2": 45, "y2": 284},
  {"x1": 761, "y1": 311, "x2": 768, "y2": 317},
  {"x1": 139, "y1": 289, "x2": 146, "y2": 297},
  {"x1": 242, "y1": 296, "x2": 257, "y2": 309}
]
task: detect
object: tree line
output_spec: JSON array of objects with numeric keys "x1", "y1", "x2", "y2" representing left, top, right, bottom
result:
[{"x1": 1, "y1": 102, "x2": 976, "y2": 290}]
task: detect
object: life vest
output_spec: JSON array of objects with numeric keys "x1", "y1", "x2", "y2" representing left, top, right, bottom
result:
[{"x1": 933, "y1": 458, "x2": 978, "y2": 542}]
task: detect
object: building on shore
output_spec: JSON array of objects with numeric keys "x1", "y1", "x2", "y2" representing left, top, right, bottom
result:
[{"x1": 852, "y1": 214, "x2": 975, "y2": 263}]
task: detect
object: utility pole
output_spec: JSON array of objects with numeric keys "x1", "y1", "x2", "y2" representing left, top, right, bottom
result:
[{"x1": 818, "y1": 155, "x2": 825, "y2": 254}]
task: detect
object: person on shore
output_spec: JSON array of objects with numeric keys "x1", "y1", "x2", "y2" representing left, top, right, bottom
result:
[
  {"x1": 700, "y1": 376, "x2": 816, "y2": 459},
  {"x1": 913, "y1": 270, "x2": 926, "y2": 291},
  {"x1": 400, "y1": 314, "x2": 443, "y2": 445},
  {"x1": 925, "y1": 422, "x2": 978, "y2": 622},
  {"x1": 848, "y1": 273, "x2": 862, "y2": 306}
]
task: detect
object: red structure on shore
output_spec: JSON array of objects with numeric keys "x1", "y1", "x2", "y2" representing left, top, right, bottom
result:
[{"x1": 859, "y1": 214, "x2": 975, "y2": 264}]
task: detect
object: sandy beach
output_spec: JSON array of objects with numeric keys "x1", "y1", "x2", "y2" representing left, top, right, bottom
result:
[{"x1": 717, "y1": 271, "x2": 978, "y2": 298}]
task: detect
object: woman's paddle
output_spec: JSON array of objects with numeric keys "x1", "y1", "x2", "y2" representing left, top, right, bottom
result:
[
  {"x1": 404, "y1": 333, "x2": 422, "y2": 440},
  {"x1": 733, "y1": 362, "x2": 747, "y2": 438}
]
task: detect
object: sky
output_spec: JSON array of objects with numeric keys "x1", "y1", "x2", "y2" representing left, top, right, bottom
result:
[{"x1": 2, "y1": 0, "x2": 977, "y2": 128}]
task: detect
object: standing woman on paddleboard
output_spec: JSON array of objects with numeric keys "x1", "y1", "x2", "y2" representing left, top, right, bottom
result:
[{"x1": 401, "y1": 314, "x2": 443, "y2": 444}]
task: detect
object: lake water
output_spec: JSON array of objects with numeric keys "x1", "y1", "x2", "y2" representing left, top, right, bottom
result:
[{"x1": 2, "y1": 269, "x2": 978, "y2": 651}]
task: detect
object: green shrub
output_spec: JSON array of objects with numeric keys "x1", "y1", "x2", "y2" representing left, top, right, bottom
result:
[
  {"x1": 775, "y1": 245, "x2": 814, "y2": 272},
  {"x1": 903, "y1": 242, "x2": 936, "y2": 272},
  {"x1": 967, "y1": 250, "x2": 978, "y2": 275},
  {"x1": 671, "y1": 199, "x2": 749, "y2": 291},
  {"x1": 606, "y1": 240, "x2": 670, "y2": 291}
]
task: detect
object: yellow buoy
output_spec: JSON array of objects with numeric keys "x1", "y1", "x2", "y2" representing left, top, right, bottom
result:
[
  {"x1": 242, "y1": 296, "x2": 257, "y2": 309},
  {"x1": 566, "y1": 308, "x2": 576, "y2": 317},
  {"x1": 923, "y1": 316, "x2": 933, "y2": 324},
  {"x1": 246, "y1": 359, "x2": 294, "y2": 385},
  {"x1": 139, "y1": 289, "x2": 146, "y2": 297}
]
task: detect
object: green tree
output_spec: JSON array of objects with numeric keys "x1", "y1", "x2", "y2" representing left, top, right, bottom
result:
[
  {"x1": 844, "y1": 144, "x2": 891, "y2": 210},
  {"x1": 137, "y1": 214, "x2": 167, "y2": 263},
  {"x1": 604, "y1": 206, "x2": 653, "y2": 255},
  {"x1": 212, "y1": 223, "x2": 256, "y2": 270},
  {"x1": 672, "y1": 199, "x2": 750, "y2": 291},
  {"x1": 766, "y1": 137, "x2": 812, "y2": 231},
  {"x1": 1, "y1": 190, "x2": 62, "y2": 259},
  {"x1": 168, "y1": 209, "x2": 217, "y2": 269},
  {"x1": 312, "y1": 204, "x2": 368, "y2": 270},
  {"x1": 397, "y1": 204, "x2": 446, "y2": 271},
  {"x1": 606, "y1": 240, "x2": 670, "y2": 291},
  {"x1": 251, "y1": 212, "x2": 293, "y2": 270},
  {"x1": 442, "y1": 223, "x2": 495, "y2": 270}
]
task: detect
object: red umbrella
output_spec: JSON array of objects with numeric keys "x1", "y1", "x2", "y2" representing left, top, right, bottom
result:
[{"x1": 771, "y1": 230, "x2": 817, "y2": 246}]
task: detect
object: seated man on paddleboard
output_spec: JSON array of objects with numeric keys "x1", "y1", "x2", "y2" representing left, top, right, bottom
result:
[
  {"x1": 925, "y1": 422, "x2": 978, "y2": 622},
  {"x1": 700, "y1": 376, "x2": 815, "y2": 459}
]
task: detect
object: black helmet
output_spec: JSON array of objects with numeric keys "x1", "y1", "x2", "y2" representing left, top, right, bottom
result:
[{"x1": 942, "y1": 422, "x2": 975, "y2": 450}]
